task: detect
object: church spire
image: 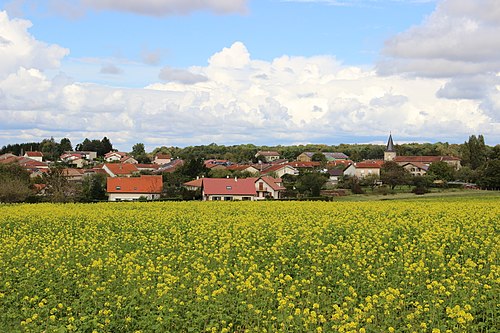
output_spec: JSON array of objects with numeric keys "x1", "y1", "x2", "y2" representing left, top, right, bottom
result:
[
  {"x1": 386, "y1": 133, "x2": 395, "y2": 152},
  {"x1": 384, "y1": 133, "x2": 397, "y2": 161}
]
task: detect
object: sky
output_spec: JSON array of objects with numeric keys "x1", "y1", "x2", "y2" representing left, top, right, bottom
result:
[{"x1": 0, "y1": 0, "x2": 499, "y2": 151}]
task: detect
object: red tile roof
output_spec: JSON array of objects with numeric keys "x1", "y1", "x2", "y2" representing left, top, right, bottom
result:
[
  {"x1": 286, "y1": 161, "x2": 321, "y2": 168},
  {"x1": 202, "y1": 178, "x2": 257, "y2": 196},
  {"x1": 354, "y1": 160, "x2": 384, "y2": 168},
  {"x1": 136, "y1": 163, "x2": 160, "y2": 170},
  {"x1": 183, "y1": 178, "x2": 203, "y2": 188},
  {"x1": 104, "y1": 163, "x2": 139, "y2": 176},
  {"x1": 25, "y1": 151, "x2": 43, "y2": 157},
  {"x1": 259, "y1": 176, "x2": 286, "y2": 191},
  {"x1": 107, "y1": 175, "x2": 163, "y2": 194},
  {"x1": 394, "y1": 156, "x2": 460, "y2": 163},
  {"x1": 226, "y1": 164, "x2": 257, "y2": 172},
  {"x1": 155, "y1": 154, "x2": 171, "y2": 159},
  {"x1": 256, "y1": 151, "x2": 280, "y2": 156}
]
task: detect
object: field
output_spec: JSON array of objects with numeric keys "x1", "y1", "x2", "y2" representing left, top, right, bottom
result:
[{"x1": 0, "y1": 197, "x2": 498, "y2": 332}]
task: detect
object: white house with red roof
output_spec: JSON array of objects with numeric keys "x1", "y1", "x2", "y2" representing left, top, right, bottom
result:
[
  {"x1": 200, "y1": 176, "x2": 286, "y2": 201},
  {"x1": 343, "y1": 160, "x2": 384, "y2": 179},
  {"x1": 24, "y1": 151, "x2": 43, "y2": 162},
  {"x1": 107, "y1": 175, "x2": 163, "y2": 201},
  {"x1": 104, "y1": 151, "x2": 129, "y2": 163},
  {"x1": 260, "y1": 164, "x2": 299, "y2": 178},
  {"x1": 255, "y1": 151, "x2": 281, "y2": 162}
]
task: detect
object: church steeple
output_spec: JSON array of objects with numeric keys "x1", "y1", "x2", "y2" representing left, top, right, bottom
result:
[
  {"x1": 384, "y1": 133, "x2": 396, "y2": 161},
  {"x1": 386, "y1": 133, "x2": 395, "y2": 152}
]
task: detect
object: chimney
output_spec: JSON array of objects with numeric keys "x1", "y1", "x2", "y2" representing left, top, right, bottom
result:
[{"x1": 234, "y1": 177, "x2": 238, "y2": 182}]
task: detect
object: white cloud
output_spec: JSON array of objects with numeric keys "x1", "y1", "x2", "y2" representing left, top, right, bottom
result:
[
  {"x1": 0, "y1": 10, "x2": 498, "y2": 150},
  {"x1": 379, "y1": 0, "x2": 500, "y2": 77},
  {"x1": 0, "y1": 11, "x2": 69, "y2": 79}
]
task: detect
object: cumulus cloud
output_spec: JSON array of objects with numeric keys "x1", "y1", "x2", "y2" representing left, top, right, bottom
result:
[
  {"x1": 379, "y1": 0, "x2": 500, "y2": 77},
  {"x1": 0, "y1": 11, "x2": 69, "y2": 79},
  {"x1": 0, "y1": 10, "x2": 498, "y2": 149},
  {"x1": 159, "y1": 66, "x2": 208, "y2": 84}
]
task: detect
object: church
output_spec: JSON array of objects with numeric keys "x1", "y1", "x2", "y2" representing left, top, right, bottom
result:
[{"x1": 383, "y1": 134, "x2": 461, "y2": 176}]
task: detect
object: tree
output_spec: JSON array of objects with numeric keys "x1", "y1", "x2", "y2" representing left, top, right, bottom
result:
[
  {"x1": 427, "y1": 161, "x2": 455, "y2": 181},
  {"x1": 311, "y1": 152, "x2": 327, "y2": 163},
  {"x1": 80, "y1": 173, "x2": 107, "y2": 202},
  {"x1": 40, "y1": 137, "x2": 59, "y2": 161},
  {"x1": 59, "y1": 138, "x2": 73, "y2": 154},
  {"x1": 461, "y1": 134, "x2": 487, "y2": 170},
  {"x1": 476, "y1": 159, "x2": 500, "y2": 190},
  {"x1": 380, "y1": 161, "x2": 410, "y2": 189},
  {"x1": 295, "y1": 172, "x2": 328, "y2": 197},
  {"x1": 178, "y1": 158, "x2": 209, "y2": 179},
  {"x1": 0, "y1": 163, "x2": 33, "y2": 203},
  {"x1": 43, "y1": 167, "x2": 76, "y2": 202},
  {"x1": 101, "y1": 137, "x2": 113, "y2": 156},
  {"x1": 131, "y1": 143, "x2": 146, "y2": 158}
]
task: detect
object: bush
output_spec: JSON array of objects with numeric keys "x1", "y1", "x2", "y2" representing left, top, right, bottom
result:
[{"x1": 412, "y1": 186, "x2": 430, "y2": 195}]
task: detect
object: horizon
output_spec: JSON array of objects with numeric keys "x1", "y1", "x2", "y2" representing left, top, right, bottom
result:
[{"x1": 0, "y1": 0, "x2": 499, "y2": 149}]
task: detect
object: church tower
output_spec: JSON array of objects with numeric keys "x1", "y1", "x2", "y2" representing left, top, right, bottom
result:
[{"x1": 384, "y1": 133, "x2": 396, "y2": 161}]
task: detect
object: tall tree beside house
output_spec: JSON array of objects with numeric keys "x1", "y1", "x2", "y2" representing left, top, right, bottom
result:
[
  {"x1": 461, "y1": 134, "x2": 487, "y2": 170},
  {"x1": 427, "y1": 161, "x2": 456, "y2": 181},
  {"x1": 59, "y1": 138, "x2": 73, "y2": 154},
  {"x1": 101, "y1": 137, "x2": 113, "y2": 156},
  {"x1": 0, "y1": 163, "x2": 33, "y2": 203},
  {"x1": 40, "y1": 137, "x2": 59, "y2": 161},
  {"x1": 131, "y1": 143, "x2": 151, "y2": 163},
  {"x1": 80, "y1": 173, "x2": 107, "y2": 202},
  {"x1": 295, "y1": 172, "x2": 328, "y2": 197},
  {"x1": 476, "y1": 159, "x2": 500, "y2": 190},
  {"x1": 380, "y1": 161, "x2": 411, "y2": 190},
  {"x1": 43, "y1": 167, "x2": 77, "y2": 202}
]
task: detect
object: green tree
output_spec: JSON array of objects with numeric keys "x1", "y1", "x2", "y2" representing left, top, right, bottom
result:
[
  {"x1": 461, "y1": 134, "x2": 487, "y2": 170},
  {"x1": 311, "y1": 152, "x2": 327, "y2": 163},
  {"x1": 43, "y1": 167, "x2": 76, "y2": 202},
  {"x1": 295, "y1": 172, "x2": 328, "y2": 197},
  {"x1": 40, "y1": 137, "x2": 59, "y2": 161},
  {"x1": 178, "y1": 158, "x2": 209, "y2": 179},
  {"x1": 427, "y1": 161, "x2": 455, "y2": 181},
  {"x1": 380, "y1": 161, "x2": 410, "y2": 190},
  {"x1": 59, "y1": 138, "x2": 73, "y2": 154},
  {"x1": 80, "y1": 173, "x2": 107, "y2": 202},
  {"x1": 100, "y1": 137, "x2": 113, "y2": 156},
  {"x1": 0, "y1": 163, "x2": 33, "y2": 203},
  {"x1": 476, "y1": 159, "x2": 500, "y2": 190}
]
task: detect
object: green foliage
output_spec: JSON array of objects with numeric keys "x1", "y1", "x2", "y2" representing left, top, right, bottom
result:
[
  {"x1": 427, "y1": 161, "x2": 456, "y2": 181},
  {"x1": 460, "y1": 134, "x2": 487, "y2": 170},
  {"x1": 80, "y1": 173, "x2": 107, "y2": 202},
  {"x1": 295, "y1": 172, "x2": 328, "y2": 197},
  {"x1": 76, "y1": 137, "x2": 114, "y2": 157},
  {"x1": 380, "y1": 161, "x2": 411, "y2": 189},
  {"x1": 476, "y1": 159, "x2": 500, "y2": 190},
  {"x1": 0, "y1": 163, "x2": 33, "y2": 203}
]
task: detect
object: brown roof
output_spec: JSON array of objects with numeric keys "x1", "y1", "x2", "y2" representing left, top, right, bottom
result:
[
  {"x1": 136, "y1": 163, "x2": 160, "y2": 170},
  {"x1": 226, "y1": 164, "x2": 257, "y2": 172},
  {"x1": 259, "y1": 176, "x2": 286, "y2": 191},
  {"x1": 354, "y1": 160, "x2": 384, "y2": 169},
  {"x1": 394, "y1": 156, "x2": 460, "y2": 163},
  {"x1": 286, "y1": 161, "x2": 321, "y2": 168},
  {"x1": 257, "y1": 151, "x2": 280, "y2": 156},
  {"x1": 104, "y1": 163, "x2": 139, "y2": 176},
  {"x1": 107, "y1": 175, "x2": 163, "y2": 194},
  {"x1": 155, "y1": 154, "x2": 171, "y2": 159}
]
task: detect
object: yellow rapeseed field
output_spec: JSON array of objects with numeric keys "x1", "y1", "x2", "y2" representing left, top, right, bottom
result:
[{"x1": 0, "y1": 198, "x2": 498, "y2": 332}]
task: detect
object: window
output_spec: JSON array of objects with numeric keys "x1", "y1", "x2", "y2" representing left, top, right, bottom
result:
[
  {"x1": 226, "y1": 186, "x2": 232, "y2": 190},
  {"x1": 115, "y1": 186, "x2": 121, "y2": 190},
  {"x1": 224, "y1": 197, "x2": 233, "y2": 201}
]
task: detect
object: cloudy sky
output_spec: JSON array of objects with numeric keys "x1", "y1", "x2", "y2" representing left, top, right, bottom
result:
[{"x1": 0, "y1": 0, "x2": 499, "y2": 151}]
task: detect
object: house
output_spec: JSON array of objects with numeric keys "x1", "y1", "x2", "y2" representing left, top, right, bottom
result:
[
  {"x1": 343, "y1": 160, "x2": 384, "y2": 179},
  {"x1": 204, "y1": 159, "x2": 231, "y2": 169},
  {"x1": 401, "y1": 162, "x2": 429, "y2": 177},
  {"x1": 202, "y1": 178, "x2": 257, "y2": 201},
  {"x1": 153, "y1": 154, "x2": 171, "y2": 165},
  {"x1": 225, "y1": 164, "x2": 260, "y2": 175},
  {"x1": 103, "y1": 163, "x2": 139, "y2": 177},
  {"x1": 64, "y1": 151, "x2": 97, "y2": 161},
  {"x1": 183, "y1": 178, "x2": 203, "y2": 191},
  {"x1": 158, "y1": 159, "x2": 184, "y2": 173},
  {"x1": 384, "y1": 134, "x2": 462, "y2": 170},
  {"x1": 297, "y1": 152, "x2": 349, "y2": 162},
  {"x1": 255, "y1": 177, "x2": 286, "y2": 199},
  {"x1": 260, "y1": 164, "x2": 299, "y2": 178},
  {"x1": 201, "y1": 176, "x2": 286, "y2": 201},
  {"x1": 104, "y1": 151, "x2": 129, "y2": 163},
  {"x1": 327, "y1": 169, "x2": 344, "y2": 184},
  {"x1": 24, "y1": 151, "x2": 43, "y2": 162},
  {"x1": 136, "y1": 164, "x2": 160, "y2": 172},
  {"x1": 107, "y1": 175, "x2": 163, "y2": 201},
  {"x1": 255, "y1": 151, "x2": 280, "y2": 162},
  {"x1": 62, "y1": 168, "x2": 85, "y2": 181},
  {"x1": 120, "y1": 156, "x2": 138, "y2": 164},
  {"x1": 61, "y1": 153, "x2": 89, "y2": 168},
  {"x1": 286, "y1": 161, "x2": 321, "y2": 171}
]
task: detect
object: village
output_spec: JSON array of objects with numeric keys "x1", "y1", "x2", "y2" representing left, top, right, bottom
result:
[{"x1": 1, "y1": 133, "x2": 486, "y2": 203}]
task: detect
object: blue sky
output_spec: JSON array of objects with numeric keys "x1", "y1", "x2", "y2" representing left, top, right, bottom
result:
[{"x1": 0, "y1": 0, "x2": 499, "y2": 150}]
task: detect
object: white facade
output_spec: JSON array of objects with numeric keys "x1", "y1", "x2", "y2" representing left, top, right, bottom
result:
[{"x1": 108, "y1": 193, "x2": 161, "y2": 201}]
